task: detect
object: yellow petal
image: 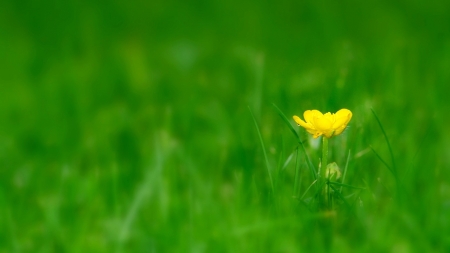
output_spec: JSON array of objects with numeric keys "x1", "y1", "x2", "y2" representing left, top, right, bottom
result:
[
  {"x1": 305, "y1": 110, "x2": 324, "y2": 124},
  {"x1": 332, "y1": 109, "x2": 352, "y2": 136},
  {"x1": 313, "y1": 115, "x2": 333, "y2": 132},
  {"x1": 294, "y1": 109, "x2": 351, "y2": 138},
  {"x1": 293, "y1": 115, "x2": 314, "y2": 131},
  {"x1": 313, "y1": 131, "x2": 322, "y2": 138},
  {"x1": 334, "y1": 109, "x2": 352, "y2": 126},
  {"x1": 334, "y1": 125, "x2": 347, "y2": 136},
  {"x1": 332, "y1": 115, "x2": 349, "y2": 129},
  {"x1": 306, "y1": 129, "x2": 317, "y2": 135},
  {"x1": 303, "y1": 111, "x2": 312, "y2": 123},
  {"x1": 324, "y1": 112, "x2": 335, "y2": 126},
  {"x1": 323, "y1": 129, "x2": 335, "y2": 138},
  {"x1": 293, "y1": 115, "x2": 303, "y2": 125},
  {"x1": 293, "y1": 115, "x2": 305, "y2": 126}
]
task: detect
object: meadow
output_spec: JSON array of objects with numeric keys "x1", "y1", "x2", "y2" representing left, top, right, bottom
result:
[{"x1": 1, "y1": 0, "x2": 450, "y2": 252}]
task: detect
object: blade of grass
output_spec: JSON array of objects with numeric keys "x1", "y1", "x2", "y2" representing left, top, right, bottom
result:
[
  {"x1": 369, "y1": 146, "x2": 395, "y2": 176},
  {"x1": 249, "y1": 106, "x2": 274, "y2": 194},
  {"x1": 361, "y1": 179, "x2": 374, "y2": 200},
  {"x1": 118, "y1": 137, "x2": 164, "y2": 247},
  {"x1": 282, "y1": 148, "x2": 295, "y2": 171},
  {"x1": 377, "y1": 177, "x2": 393, "y2": 196},
  {"x1": 340, "y1": 149, "x2": 351, "y2": 193},
  {"x1": 328, "y1": 184, "x2": 352, "y2": 209},
  {"x1": 370, "y1": 108, "x2": 403, "y2": 203},
  {"x1": 297, "y1": 142, "x2": 316, "y2": 181},
  {"x1": 299, "y1": 180, "x2": 318, "y2": 200},
  {"x1": 328, "y1": 181, "x2": 365, "y2": 190},
  {"x1": 272, "y1": 103, "x2": 300, "y2": 141},
  {"x1": 371, "y1": 108, "x2": 397, "y2": 176},
  {"x1": 272, "y1": 103, "x2": 317, "y2": 179},
  {"x1": 275, "y1": 137, "x2": 285, "y2": 190},
  {"x1": 370, "y1": 148, "x2": 403, "y2": 199},
  {"x1": 293, "y1": 147, "x2": 300, "y2": 197}
]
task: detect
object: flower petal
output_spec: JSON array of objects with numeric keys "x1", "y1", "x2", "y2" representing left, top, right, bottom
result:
[
  {"x1": 334, "y1": 125, "x2": 347, "y2": 136},
  {"x1": 294, "y1": 109, "x2": 352, "y2": 138},
  {"x1": 314, "y1": 115, "x2": 333, "y2": 132},
  {"x1": 306, "y1": 129, "x2": 317, "y2": 135},
  {"x1": 313, "y1": 131, "x2": 322, "y2": 138},
  {"x1": 332, "y1": 109, "x2": 352, "y2": 136},
  {"x1": 293, "y1": 115, "x2": 314, "y2": 130},
  {"x1": 333, "y1": 109, "x2": 352, "y2": 126},
  {"x1": 323, "y1": 129, "x2": 335, "y2": 138},
  {"x1": 305, "y1": 110, "x2": 323, "y2": 123},
  {"x1": 324, "y1": 112, "x2": 333, "y2": 121}
]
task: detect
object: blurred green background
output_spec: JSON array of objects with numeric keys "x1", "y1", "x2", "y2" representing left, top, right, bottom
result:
[{"x1": 1, "y1": 0, "x2": 450, "y2": 252}]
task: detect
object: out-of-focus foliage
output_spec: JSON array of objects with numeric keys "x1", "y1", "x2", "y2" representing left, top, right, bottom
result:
[{"x1": 1, "y1": 0, "x2": 450, "y2": 251}]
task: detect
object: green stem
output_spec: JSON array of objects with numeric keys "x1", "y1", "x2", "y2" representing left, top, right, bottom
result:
[
  {"x1": 320, "y1": 136, "x2": 329, "y2": 210},
  {"x1": 321, "y1": 137, "x2": 329, "y2": 180}
]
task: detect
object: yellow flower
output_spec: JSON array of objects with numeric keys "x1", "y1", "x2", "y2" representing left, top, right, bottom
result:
[{"x1": 293, "y1": 109, "x2": 352, "y2": 138}]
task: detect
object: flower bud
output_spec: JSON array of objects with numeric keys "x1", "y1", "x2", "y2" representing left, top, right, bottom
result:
[{"x1": 325, "y1": 162, "x2": 341, "y2": 180}]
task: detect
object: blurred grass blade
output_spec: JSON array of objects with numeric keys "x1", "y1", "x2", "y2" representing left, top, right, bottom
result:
[
  {"x1": 340, "y1": 149, "x2": 351, "y2": 193},
  {"x1": 272, "y1": 103, "x2": 317, "y2": 179},
  {"x1": 369, "y1": 146, "x2": 394, "y2": 176},
  {"x1": 272, "y1": 103, "x2": 300, "y2": 141},
  {"x1": 282, "y1": 148, "x2": 295, "y2": 171},
  {"x1": 293, "y1": 147, "x2": 300, "y2": 197},
  {"x1": 298, "y1": 143, "x2": 317, "y2": 180},
  {"x1": 370, "y1": 108, "x2": 403, "y2": 203},
  {"x1": 119, "y1": 137, "x2": 164, "y2": 246},
  {"x1": 300, "y1": 180, "x2": 317, "y2": 200},
  {"x1": 328, "y1": 181, "x2": 365, "y2": 190},
  {"x1": 249, "y1": 106, "x2": 274, "y2": 194},
  {"x1": 328, "y1": 184, "x2": 352, "y2": 210},
  {"x1": 371, "y1": 108, "x2": 397, "y2": 176}
]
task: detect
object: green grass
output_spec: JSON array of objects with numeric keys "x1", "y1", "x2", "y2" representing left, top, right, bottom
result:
[{"x1": 1, "y1": 0, "x2": 450, "y2": 252}]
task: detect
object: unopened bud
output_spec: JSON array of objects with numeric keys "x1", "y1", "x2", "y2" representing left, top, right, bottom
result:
[{"x1": 325, "y1": 162, "x2": 341, "y2": 180}]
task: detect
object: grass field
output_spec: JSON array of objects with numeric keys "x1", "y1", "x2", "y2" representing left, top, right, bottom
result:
[{"x1": 1, "y1": 0, "x2": 450, "y2": 252}]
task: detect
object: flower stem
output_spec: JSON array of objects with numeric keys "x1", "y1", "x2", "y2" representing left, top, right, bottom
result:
[
  {"x1": 320, "y1": 136, "x2": 329, "y2": 210},
  {"x1": 321, "y1": 137, "x2": 329, "y2": 179}
]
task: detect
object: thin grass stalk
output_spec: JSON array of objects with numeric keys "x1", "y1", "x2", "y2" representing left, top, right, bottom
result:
[
  {"x1": 249, "y1": 107, "x2": 274, "y2": 195},
  {"x1": 340, "y1": 149, "x2": 351, "y2": 193},
  {"x1": 294, "y1": 147, "x2": 300, "y2": 197},
  {"x1": 370, "y1": 108, "x2": 397, "y2": 176},
  {"x1": 370, "y1": 108, "x2": 402, "y2": 203},
  {"x1": 272, "y1": 103, "x2": 317, "y2": 179}
]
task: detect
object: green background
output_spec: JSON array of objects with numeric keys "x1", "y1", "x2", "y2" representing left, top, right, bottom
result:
[{"x1": 1, "y1": 0, "x2": 449, "y2": 252}]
